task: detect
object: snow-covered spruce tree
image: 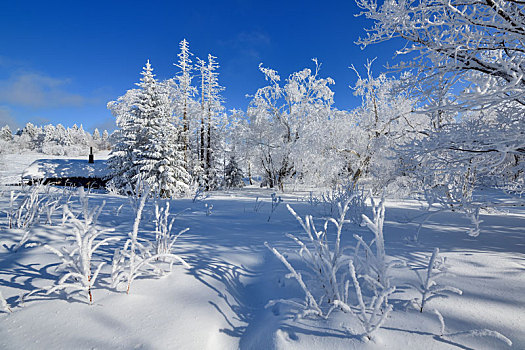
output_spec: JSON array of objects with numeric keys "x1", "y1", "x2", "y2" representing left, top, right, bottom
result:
[
  {"x1": 107, "y1": 60, "x2": 190, "y2": 197},
  {"x1": 223, "y1": 155, "x2": 244, "y2": 188},
  {"x1": 171, "y1": 39, "x2": 198, "y2": 169},
  {"x1": 0, "y1": 125, "x2": 13, "y2": 141}
]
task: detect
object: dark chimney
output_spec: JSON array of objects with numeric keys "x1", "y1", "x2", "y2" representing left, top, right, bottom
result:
[{"x1": 88, "y1": 147, "x2": 94, "y2": 163}]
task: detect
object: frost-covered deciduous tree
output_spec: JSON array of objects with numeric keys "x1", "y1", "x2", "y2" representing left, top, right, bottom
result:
[
  {"x1": 356, "y1": 0, "x2": 525, "y2": 109},
  {"x1": 247, "y1": 60, "x2": 335, "y2": 190},
  {"x1": 342, "y1": 63, "x2": 430, "y2": 191},
  {"x1": 356, "y1": 0, "x2": 525, "y2": 195}
]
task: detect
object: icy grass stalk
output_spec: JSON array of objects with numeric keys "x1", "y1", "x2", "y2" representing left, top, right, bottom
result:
[
  {"x1": 44, "y1": 188, "x2": 118, "y2": 304},
  {"x1": 267, "y1": 192, "x2": 282, "y2": 222},
  {"x1": 409, "y1": 248, "x2": 462, "y2": 313}
]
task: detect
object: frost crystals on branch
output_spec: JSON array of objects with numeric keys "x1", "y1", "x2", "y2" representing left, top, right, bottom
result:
[{"x1": 44, "y1": 188, "x2": 118, "y2": 304}]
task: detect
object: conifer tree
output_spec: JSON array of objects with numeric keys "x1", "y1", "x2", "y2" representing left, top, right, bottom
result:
[
  {"x1": 173, "y1": 39, "x2": 196, "y2": 167},
  {"x1": 108, "y1": 60, "x2": 190, "y2": 197},
  {"x1": 196, "y1": 54, "x2": 224, "y2": 190},
  {"x1": 224, "y1": 155, "x2": 244, "y2": 188},
  {"x1": 0, "y1": 125, "x2": 13, "y2": 141}
]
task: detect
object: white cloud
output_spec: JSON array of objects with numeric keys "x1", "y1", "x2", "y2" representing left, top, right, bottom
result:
[{"x1": 0, "y1": 71, "x2": 88, "y2": 108}]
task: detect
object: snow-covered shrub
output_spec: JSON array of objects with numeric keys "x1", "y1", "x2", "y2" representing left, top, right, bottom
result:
[
  {"x1": 111, "y1": 185, "x2": 190, "y2": 294},
  {"x1": 333, "y1": 260, "x2": 395, "y2": 340},
  {"x1": 9, "y1": 185, "x2": 45, "y2": 230},
  {"x1": 266, "y1": 196, "x2": 356, "y2": 317},
  {"x1": 320, "y1": 184, "x2": 367, "y2": 224},
  {"x1": 267, "y1": 195, "x2": 403, "y2": 340},
  {"x1": 408, "y1": 248, "x2": 462, "y2": 313},
  {"x1": 44, "y1": 188, "x2": 118, "y2": 304},
  {"x1": 4, "y1": 184, "x2": 75, "y2": 252},
  {"x1": 153, "y1": 201, "x2": 189, "y2": 257}
]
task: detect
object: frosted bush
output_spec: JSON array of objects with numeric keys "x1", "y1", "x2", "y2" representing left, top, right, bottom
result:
[
  {"x1": 111, "y1": 184, "x2": 190, "y2": 294},
  {"x1": 44, "y1": 188, "x2": 118, "y2": 304},
  {"x1": 353, "y1": 197, "x2": 405, "y2": 305},
  {"x1": 408, "y1": 248, "x2": 462, "y2": 313},
  {"x1": 153, "y1": 201, "x2": 189, "y2": 257},
  {"x1": 267, "y1": 195, "x2": 402, "y2": 340},
  {"x1": 333, "y1": 260, "x2": 395, "y2": 340}
]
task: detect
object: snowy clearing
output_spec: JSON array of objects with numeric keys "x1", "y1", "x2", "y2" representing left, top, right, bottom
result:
[{"x1": 0, "y1": 183, "x2": 523, "y2": 349}]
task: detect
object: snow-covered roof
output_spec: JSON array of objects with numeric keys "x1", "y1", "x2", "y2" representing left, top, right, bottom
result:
[{"x1": 22, "y1": 158, "x2": 109, "y2": 180}]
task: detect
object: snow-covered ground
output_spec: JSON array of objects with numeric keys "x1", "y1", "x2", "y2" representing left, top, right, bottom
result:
[{"x1": 0, "y1": 157, "x2": 523, "y2": 349}]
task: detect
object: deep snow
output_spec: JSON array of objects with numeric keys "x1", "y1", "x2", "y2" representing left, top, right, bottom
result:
[{"x1": 0, "y1": 157, "x2": 523, "y2": 350}]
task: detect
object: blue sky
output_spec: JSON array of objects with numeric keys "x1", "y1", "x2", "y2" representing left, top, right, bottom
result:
[{"x1": 0, "y1": 0, "x2": 402, "y2": 132}]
